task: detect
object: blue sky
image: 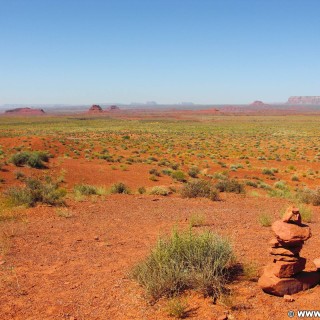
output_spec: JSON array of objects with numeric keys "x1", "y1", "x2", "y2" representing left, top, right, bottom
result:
[{"x1": 0, "y1": 0, "x2": 319, "y2": 105}]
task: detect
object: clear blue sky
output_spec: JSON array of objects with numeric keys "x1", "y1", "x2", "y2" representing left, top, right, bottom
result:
[{"x1": 1, "y1": 0, "x2": 320, "y2": 105}]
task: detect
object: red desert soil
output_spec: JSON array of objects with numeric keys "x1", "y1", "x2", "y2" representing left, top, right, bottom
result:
[{"x1": 1, "y1": 194, "x2": 320, "y2": 320}]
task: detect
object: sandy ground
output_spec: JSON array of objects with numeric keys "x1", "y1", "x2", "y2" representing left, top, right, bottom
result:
[{"x1": 1, "y1": 194, "x2": 320, "y2": 320}]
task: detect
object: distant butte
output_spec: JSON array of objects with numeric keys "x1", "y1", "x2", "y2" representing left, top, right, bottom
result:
[
  {"x1": 88, "y1": 104, "x2": 103, "y2": 113},
  {"x1": 88, "y1": 105, "x2": 120, "y2": 113},
  {"x1": 106, "y1": 105, "x2": 120, "y2": 111},
  {"x1": 5, "y1": 107, "x2": 45, "y2": 115},
  {"x1": 250, "y1": 100, "x2": 269, "y2": 107}
]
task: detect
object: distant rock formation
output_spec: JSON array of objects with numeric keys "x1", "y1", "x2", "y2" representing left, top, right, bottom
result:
[
  {"x1": 287, "y1": 96, "x2": 320, "y2": 105},
  {"x1": 88, "y1": 104, "x2": 103, "y2": 113},
  {"x1": 5, "y1": 107, "x2": 45, "y2": 115},
  {"x1": 250, "y1": 100, "x2": 268, "y2": 107},
  {"x1": 106, "y1": 105, "x2": 120, "y2": 111}
]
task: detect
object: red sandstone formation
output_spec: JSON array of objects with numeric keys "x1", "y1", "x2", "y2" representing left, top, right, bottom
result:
[
  {"x1": 5, "y1": 107, "x2": 45, "y2": 115},
  {"x1": 250, "y1": 100, "x2": 268, "y2": 107},
  {"x1": 287, "y1": 96, "x2": 320, "y2": 105},
  {"x1": 106, "y1": 105, "x2": 120, "y2": 111},
  {"x1": 88, "y1": 104, "x2": 103, "y2": 113},
  {"x1": 258, "y1": 207, "x2": 320, "y2": 296}
]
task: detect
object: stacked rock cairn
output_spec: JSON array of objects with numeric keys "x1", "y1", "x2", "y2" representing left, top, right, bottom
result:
[{"x1": 258, "y1": 207, "x2": 320, "y2": 296}]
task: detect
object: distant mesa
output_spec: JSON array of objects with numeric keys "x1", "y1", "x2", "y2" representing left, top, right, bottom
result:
[
  {"x1": 88, "y1": 104, "x2": 103, "y2": 113},
  {"x1": 287, "y1": 96, "x2": 320, "y2": 105},
  {"x1": 250, "y1": 100, "x2": 269, "y2": 107},
  {"x1": 87, "y1": 104, "x2": 120, "y2": 113},
  {"x1": 5, "y1": 107, "x2": 45, "y2": 115},
  {"x1": 106, "y1": 105, "x2": 120, "y2": 111}
]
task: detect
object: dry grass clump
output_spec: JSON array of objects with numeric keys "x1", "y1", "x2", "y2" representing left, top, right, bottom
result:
[
  {"x1": 132, "y1": 228, "x2": 235, "y2": 300},
  {"x1": 181, "y1": 179, "x2": 220, "y2": 201},
  {"x1": 5, "y1": 177, "x2": 66, "y2": 207}
]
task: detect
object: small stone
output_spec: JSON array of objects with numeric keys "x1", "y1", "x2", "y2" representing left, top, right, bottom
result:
[
  {"x1": 282, "y1": 207, "x2": 301, "y2": 225},
  {"x1": 269, "y1": 237, "x2": 304, "y2": 248},
  {"x1": 313, "y1": 258, "x2": 320, "y2": 271},
  {"x1": 271, "y1": 258, "x2": 306, "y2": 278},
  {"x1": 94, "y1": 236, "x2": 99, "y2": 241},
  {"x1": 269, "y1": 245, "x2": 302, "y2": 256},
  {"x1": 272, "y1": 220, "x2": 311, "y2": 244},
  {"x1": 284, "y1": 295, "x2": 295, "y2": 302}
]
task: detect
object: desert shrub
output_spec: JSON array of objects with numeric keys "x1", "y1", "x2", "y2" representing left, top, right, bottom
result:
[
  {"x1": 14, "y1": 171, "x2": 25, "y2": 180},
  {"x1": 296, "y1": 188, "x2": 320, "y2": 206},
  {"x1": 74, "y1": 184, "x2": 98, "y2": 195},
  {"x1": 245, "y1": 180, "x2": 258, "y2": 188},
  {"x1": 171, "y1": 171, "x2": 186, "y2": 182},
  {"x1": 162, "y1": 168, "x2": 172, "y2": 176},
  {"x1": 274, "y1": 181, "x2": 287, "y2": 190},
  {"x1": 138, "y1": 186, "x2": 146, "y2": 194},
  {"x1": 132, "y1": 228, "x2": 235, "y2": 300},
  {"x1": 6, "y1": 177, "x2": 66, "y2": 207},
  {"x1": 188, "y1": 166, "x2": 200, "y2": 178},
  {"x1": 215, "y1": 179, "x2": 245, "y2": 194},
  {"x1": 166, "y1": 298, "x2": 188, "y2": 319},
  {"x1": 10, "y1": 151, "x2": 50, "y2": 169},
  {"x1": 110, "y1": 182, "x2": 130, "y2": 194},
  {"x1": 298, "y1": 204, "x2": 313, "y2": 223},
  {"x1": 291, "y1": 175, "x2": 299, "y2": 181},
  {"x1": 150, "y1": 186, "x2": 170, "y2": 196},
  {"x1": 189, "y1": 213, "x2": 206, "y2": 227},
  {"x1": 262, "y1": 168, "x2": 274, "y2": 176},
  {"x1": 258, "y1": 213, "x2": 272, "y2": 227},
  {"x1": 181, "y1": 179, "x2": 220, "y2": 201},
  {"x1": 149, "y1": 174, "x2": 158, "y2": 181},
  {"x1": 149, "y1": 168, "x2": 161, "y2": 176}
]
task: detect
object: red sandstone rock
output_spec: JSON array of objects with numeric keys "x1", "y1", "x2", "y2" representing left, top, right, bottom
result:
[
  {"x1": 271, "y1": 258, "x2": 306, "y2": 278},
  {"x1": 269, "y1": 244, "x2": 302, "y2": 256},
  {"x1": 313, "y1": 258, "x2": 320, "y2": 270},
  {"x1": 272, "y1": 255, "x2": 299, "y2": 262},
  {"x1": 287, "y1": 96, "x2": 320, "y2": 105},
  {"x1": 284, "y1": 295, "x2": 295, "y2": 302},
  {"x1": 88, "y1": 105, "x2": 103, "y2": 113},
  {"x1": 272, "y1": 220, "x2": 311, "y2": 244},
  {"x1": 258, "y1": 267, "x2": 320, "y2": 296},
  {"x1": 5, "y1": 107, "x2": 45, "y2": 115},
  {"x1": 282, "y1": 207, "x2": 301, "y2": 225},
  {"x1": 106, "y1": 105, "x2": 120, "y2": 111}
]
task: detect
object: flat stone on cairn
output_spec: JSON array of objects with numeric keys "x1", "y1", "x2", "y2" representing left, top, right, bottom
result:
[{"x1": 258, "y1": 207, "x2": 320, "y2": 296}]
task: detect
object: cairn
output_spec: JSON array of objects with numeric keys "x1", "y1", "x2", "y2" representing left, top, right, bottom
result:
[{"x1": 258, "y1": 207, "x2": 320, "y2": 296}]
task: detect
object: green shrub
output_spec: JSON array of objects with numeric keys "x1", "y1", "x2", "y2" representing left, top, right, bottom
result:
[
  {"x1": 262, "y1": 168, "x2": 274, "y2": 175},
  {"x1": 110, "y1": 182, "x2": 130, "y2": 194},
  {"x1": 132, "y1": 228, "x2": 235, "y2": 300},
  {"x1": 171, "y1": 171, "x2": 186, "y2": 182},
  {"x1": 10, "y1": 151, "x2": 50, "y2": 169},
  {"x1": 149, "y1": 168, "x2": 161, "y2": 176},
  {"x1": 181, "y1": 179, "x2": 220, "y2": 201},
  {"x1": 258, "y1": 213, "x2": 272, "y2": 227},
  {"x1": 188, "y1": 166, "x2": 200, "y2": 178},
  {"x1": 150, "y1": 186, "x2": 170, "y2": 196},
  {"x1": 166, "y1": 298, "x2": 188, "y2": 319},
  {"x1": 215, "y1": 179, "x2": 245, "y2": 194},
  {"x1": 296, "y1": 188, "x2": 320, "y2": 206},
  {"x1": 189, "y1": 213, "x2": 206, "y2": 227},
  {"x1": 138, "y1": 186, "x2": 146, "y2": 194},
  {"x1": 6, "y1": 177, "x2": 66, "y2": 207},
  {"x1": 296, "y1": 204, "x2": 313, "y2": 223},
  {"x1": 74, "y1": 184, "x2": 98, "y2": 196}
]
